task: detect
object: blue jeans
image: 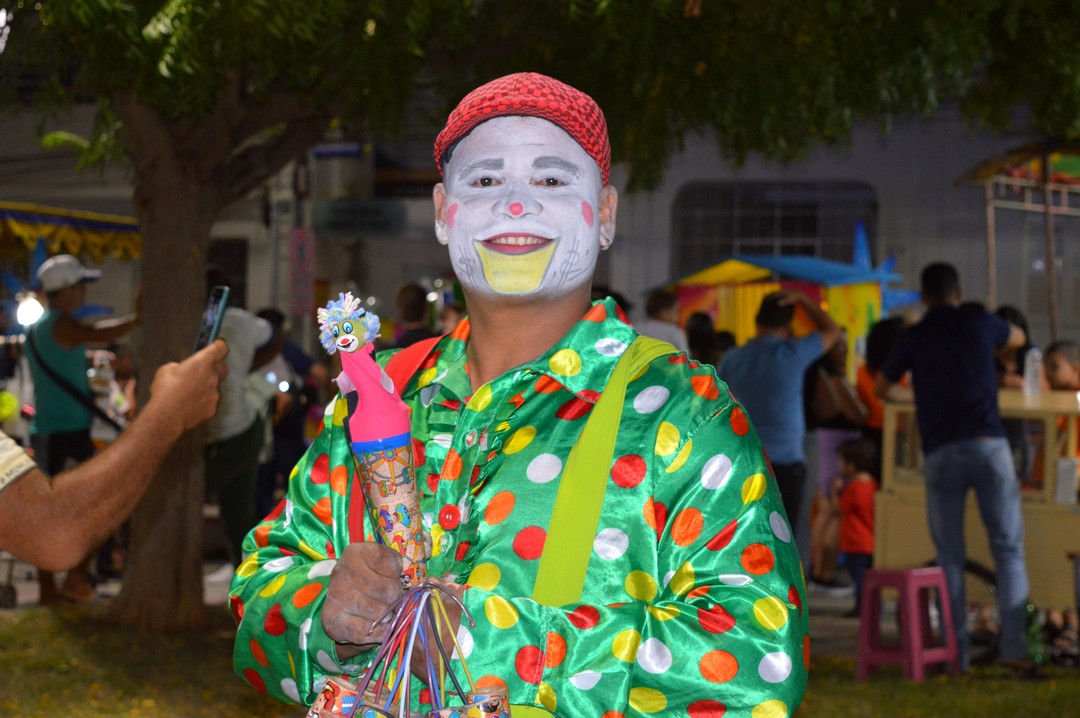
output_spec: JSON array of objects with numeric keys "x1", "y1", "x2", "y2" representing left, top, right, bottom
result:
[{"x1": 924, "y1": 437, "x2": 1030, "y2": 667}]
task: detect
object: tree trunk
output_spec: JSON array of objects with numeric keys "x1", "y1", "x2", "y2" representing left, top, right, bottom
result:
[{"x1": 107, "y1": 164, "x2": 219, "y2": 631}]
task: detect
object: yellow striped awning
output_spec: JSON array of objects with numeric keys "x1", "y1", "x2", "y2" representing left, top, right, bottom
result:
[{"x1": 0, "y1": 201, "x2": 141, "y2": 261}]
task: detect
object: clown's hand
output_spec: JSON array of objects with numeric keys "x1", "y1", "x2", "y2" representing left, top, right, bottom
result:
[{"x1": 323, "y1": 542, "x2": 404, "y2": 661}]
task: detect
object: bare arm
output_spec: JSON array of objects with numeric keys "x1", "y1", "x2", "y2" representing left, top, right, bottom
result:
[
  {"x1": 53, "y1": 312, "x2": 140, "y2": 348},
  {"x1": 781, "y1": 290, "x2": 841, "y2": 352},
  {"x1": 875, "y1": 372, "x2": 913, "y2": 402},
  {"x1": 0, "y1": 340, "x2": 228, "y2": 570}
]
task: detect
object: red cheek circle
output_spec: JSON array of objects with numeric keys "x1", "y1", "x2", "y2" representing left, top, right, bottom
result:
[
  {"x1": 447, "y1": 202, "x2": 458, "y2": 228},
  {"x1": 581, "y1": 201, "x2": 595, "y2": 228}
]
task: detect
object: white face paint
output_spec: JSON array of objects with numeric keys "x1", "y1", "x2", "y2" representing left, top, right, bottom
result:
[{"x1": 434, "y1": 116, "x2": 616, "y2": 300}]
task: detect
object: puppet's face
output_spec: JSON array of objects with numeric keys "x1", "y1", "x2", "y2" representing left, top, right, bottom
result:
[
  {"x1": 434, "y1": 116, "x2": 616, "y2": 300},
  {"x1": 331, "y1": 319, "x2": 362, "y2": 353}
]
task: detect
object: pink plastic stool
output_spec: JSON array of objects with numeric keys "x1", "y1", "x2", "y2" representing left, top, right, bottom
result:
[{"x1": 856, "y1": 566, "x2": 961, "y2": 682}]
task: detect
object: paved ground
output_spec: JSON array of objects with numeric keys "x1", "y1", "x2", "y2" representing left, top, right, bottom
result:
[{"x1": 2, "y1": 557, "x2": 862, "y2": 660}]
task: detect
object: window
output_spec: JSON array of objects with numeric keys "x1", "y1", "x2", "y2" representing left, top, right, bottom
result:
[{"x1": 672, "y1": 181, "x2": 879, "y2": 277}]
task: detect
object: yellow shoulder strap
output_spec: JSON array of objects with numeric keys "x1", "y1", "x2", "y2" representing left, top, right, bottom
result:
[{"x1": 530, "y1": 336, "x2": 676, "y2": 607}]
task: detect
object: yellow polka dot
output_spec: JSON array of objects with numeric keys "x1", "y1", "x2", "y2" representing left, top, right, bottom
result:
[
  {"x1": 537, "y1": 682, "x2": 557, "y2": 712},
  {"x1": 668, "y1": 562, "x2": 695, "y2": 596},
  {"x1": 754, "y1": 596, "x2": 789, "y2": 630},
  {"x1": 429, "y1": 524, "x2": 444, "y2": 557},
  {"x1": 629, "y1": 686, "x2": 667, "y2": 713},
  {"x1": 289, "y1": 464, "x2": 298, "y2": 480},
  {"x1": 258, "y1": 573, "x2": 287, "y2": 597},
  {"x1": 467, "y1": 563, "x2": 501, "y2": 591},
  {"x1": 417, "y1": 366, "x2": 438, "y2": 388},
  {"x1": 484, "y1": 595, "x2": 519, "y2": 629},
  {"x1": 647, "y1": 605, "x2": 681, "y2": 621},
  {"x1": 612, "y1": 629, "x2": 641, "y2": 662},
  {"x1": 236, "y1": 554, "x2": 260, "y2": 578},
  {"x1": 741, "y1": 473, "x2": 767, "y2": 504},
  {"x1": 467, "y1": 384, "x2": 493, "y2": 411},
  {"x1": 332, "y1": 397, "x2": 348, "y2": 426},
  {"x1": 298, "y1": 540, "x2": 324, "y2": 560},
  {"x1": 654, "y1": 422, "x2": 680, "y2": 457},
  {"x1": 665, "y1": 438, "x2": 693, "y2": 473},
  {"x1": 496, "y1": 421, "x2": 511, "y2": 432},
  {"x1": 752, "y1": 699, "x2": 789, "y2": 718},
  {"x1": 549, "y1": 348, "x2": 582, "y2": 376},
  {"x1": 626, "y1": 570, "x2": 658, "y2": 601},
  {"x1": 504, "y1": 426, "x2": 536, "y2": 454}
]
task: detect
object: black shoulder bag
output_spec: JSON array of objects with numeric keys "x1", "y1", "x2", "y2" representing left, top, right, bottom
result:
[{"x1": 25, "y1": 326, "x2": 128, "y2": 433}]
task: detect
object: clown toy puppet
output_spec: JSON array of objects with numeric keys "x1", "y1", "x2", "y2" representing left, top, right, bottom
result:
[{"x1": 318, "y1": 292, "x2": 428, "y2": 585}]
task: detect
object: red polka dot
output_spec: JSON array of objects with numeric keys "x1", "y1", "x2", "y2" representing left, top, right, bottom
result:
[
  {"x1": 803, "y1": 633, "x2": 811, "y2": 668},
  {"x1": 601, "y1": 713, "x2": 625, "y2": 718},
  {"x1": 243, "y1": 668, "x2": 267, "y2": 693},
  {"x1": 439, "y1": 504, "x2": 461, "y2": 529},
  {"x1": 312, "y1": 496, "x2": 333, "y2": 525},
  {"x1": 515, "y1": 645, "x2": 545, "y2": 684},
  {"x1": 611, "y1": 454, "x2": 647, "y2": 488},
  {"x1": 265, "y1": 501, "x2": 286, "y2": 521},
  {"x1": 230, "y1": 595, "x2": 244, "y2": 623},
  {"x1": 698, "y1": 604, "x2": 736, "y2": 634},
  {"x1": 688, "y1": 699, "x2": 727, "y2": 717},
  {"x1": 513, "y1": 526, "x2": 546, "y2": 560},
  {"x1": 788, "y1": 585, "x2": 803, "y2": 615},
  {"x1": 311, "y1": 453, "x2": 330, "y2": 484},
  {"x1": 568, "y1": 605, "x2": 600, "y2": 629},
  {"x1": 557, "y1": 394, "x2": 597, "y2": 420},
  {"x1": 741, "y1": 543, "x2": 776, "y2": 575},
  {"x1": 706, "y1": 520, "x2": 737, "y2": 551},
  {"x1": 645, "y1": 499, "x2": 668, "y2": 540},
  {"x1": 455, "y1": 541, "x2": 471, "y2": 561},
  {"x1": 668, "y1": 353, "x2": 688, "y2": 364},
  {"x1": 412, "y1": 438, "x2": 426, "y2": 467},
  {"x1": 427, "y1": 473, "x2": 440, "y2": 494},
  {"x1": 263, "y1": 603, "x2": 286, "y2": 636},
  {"x1": 730, "y1": 407, "x2": 750, "y2": 436},
  {"x1": 691, "y1": 374, "x2": 720, "y2": 400}
]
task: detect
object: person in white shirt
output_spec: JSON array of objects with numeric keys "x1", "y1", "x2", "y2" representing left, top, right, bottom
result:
[{"x1": 633, "y1": 287, "x2": 689, "y2": 352}]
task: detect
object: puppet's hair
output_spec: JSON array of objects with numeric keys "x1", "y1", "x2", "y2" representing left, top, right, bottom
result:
[{"x1": 317, "y1": 292, "x2": 380, "y2": 353}]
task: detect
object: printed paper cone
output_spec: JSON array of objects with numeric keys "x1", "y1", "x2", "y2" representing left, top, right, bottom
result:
[{"x1": 357, "y1": 443, "x2": 428, "y2": 585}]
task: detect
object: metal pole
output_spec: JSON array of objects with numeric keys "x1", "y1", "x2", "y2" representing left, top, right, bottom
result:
[
  {"x1": 1042, "y1": 154, "x2": 1060, "y2": 342},
  {"x1": 985, "y1": 181, "x2": 997, "y2": 308}
]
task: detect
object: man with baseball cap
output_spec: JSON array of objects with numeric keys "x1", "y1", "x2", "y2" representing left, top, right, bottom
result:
[
  {"x1": 25, "y1": 254, "x2": 140, "y2": 604},
  {"x1": 232, "y1": 74, "x2": 808, "y2": 716}
]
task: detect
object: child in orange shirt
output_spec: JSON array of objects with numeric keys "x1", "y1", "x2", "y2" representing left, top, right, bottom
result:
[
  {"x1": 1044, "y1": 340, "x2": 1080, "y2": 392},
  {"x1": 833, "y1": 437, "x2": 878, "y2": 618}
]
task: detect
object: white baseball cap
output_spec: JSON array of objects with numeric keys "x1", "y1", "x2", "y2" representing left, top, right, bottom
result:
[{"x1": 36, "y1": 254, "x2": 102, "y2": 293}]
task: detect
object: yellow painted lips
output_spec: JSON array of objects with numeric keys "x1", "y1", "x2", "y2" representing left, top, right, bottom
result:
[{"x1": 476, "y1": 237, "x2": 556, "y2": 294}]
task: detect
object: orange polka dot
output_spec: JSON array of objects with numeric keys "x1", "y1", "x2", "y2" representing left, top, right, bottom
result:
[
  {"x1": 740, "y1": 543, "x2": 775, "y2": 575},
  {"x1": 643, "y1": 497, "x2": 658, "y2": 531},
  {"x1": 687, "y1": 585, "x2": 710, "y2": 600},
  {"x1": 601, "y1": 713, "x2": 625, "y2": 718},
  {"x1": 474, "y1": 675, "x2": 508, "y2": 690},
  {"x1": 700, "y1": 650, "x2": 739, "y2": 683},
  {"x1": 535, "y1": 375, "x2": 562, "y2": 394},
  {"x1": 292, "y1": 582, "x2": 323, "y2": 608},
  {"x1": 485, "y1": 491, "x2": 515, "y2": 525},
  {"x1": 441, "y1": 448, "x2": 463, "y2": 481},
  {"x1": 584, "y1": 303, "x2": 607, "y2": 322},
  {"x1": 253, "y1": 524, "x2": 271, "y2": 548},
  {"x1": 545, "y1": 632, "x2": 567, "y2": 668},
  {"x1": 250, "y1": 638, "x2": 269, "y2": 667},
  {"x1": 690, "y1": 374, "x2": 720, "y2": 400},
  {"x1": 803, "y1": 633, "x2": 811, "y2": 669},
  {"x1": 671, "y1": 507, "x2": 704, "y2": 546},
  {"x1": 730, "y1": 406, "x2": 750, "y2": 436},
  {"x1": 330, "y1": 465, "x2": 350, "y2": 495},
  {"x1": 312, "y1": 496, "x2": 333, "y2": 525}
]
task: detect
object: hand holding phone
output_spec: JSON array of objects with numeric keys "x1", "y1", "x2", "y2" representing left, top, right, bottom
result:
[{"x1": 194, "y1": 285, "x2": 230, "y2": 351}]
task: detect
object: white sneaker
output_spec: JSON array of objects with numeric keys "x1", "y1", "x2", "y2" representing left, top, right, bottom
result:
[{"x1": 204, "y1": 563, "x2": 236, "y2": 584}]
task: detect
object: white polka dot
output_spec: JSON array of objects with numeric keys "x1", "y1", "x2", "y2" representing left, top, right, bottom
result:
[
  {"x1": 636, "y1": 637, "x2": 673, "y2": 674},
  {"x1": 701, "y1": 454, "x2": 733, "y2": 489},
  {"x1": 284, "y1": 499, "x2": 294, "y2": 529},
  {"x1": 380, "y1": 367, "x2": 395, "y2": 393},
  {"x1": 307, "y1": 560, "x2": 336, "y2": 579},
  {"x1": 718, "y1": 573, "x2": 753, "y2": 586},
  {"x1": 662, "y1": 570, "x2": 674, "y2": 588},
  {"x1": 431, "y1": 433, "x2": 453, "y2": 448},
  {"x1": 263, "y1": 556, "x2": 296, "y2": 573},
  {"x1": 769, "y1": 511, "x2": 792, "y2": 543},
  {"x1": 569, "y1": 670, "x2": 602, "y2": 690},
  {"x1": 419, "y1": 384, "x2": 439, "y2": 407},
  {"x1": 454, "y1": 623, "x2": 474, "y2": 660},
  {"x1": 316, "y1": 648, "x2": 340, "y2": 672},
  {"x1": 594, "y1": 528, "x2": 629, "y2": 560},
  {"x1": 595, "y1": 338, "x2": 629, "y2": 357},
  {"x1": 280, "y1": 677, "x2": 300, "y2": 702},
  {"x1": 633, "y1": 386, "x2": 670, "y2": 414},
  {"x1": 527, "y1": 453, "x2": 563, "y2": 483},
  {"x1": 759, "y1": 651, "x2": 793, "y2": 683},
  {"x1": 299, "y1": 617, "x2": 312, "y2": 650}
]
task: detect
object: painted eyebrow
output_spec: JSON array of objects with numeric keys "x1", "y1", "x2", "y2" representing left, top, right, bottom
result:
[
  {"x1": 533, "y1": 156, "x2": 582, "y2": 178},
  {"x1": 457, "y1": 158, "x2": 503, "y2": 180}
]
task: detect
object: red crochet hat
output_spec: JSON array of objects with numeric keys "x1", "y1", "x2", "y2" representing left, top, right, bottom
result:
[{"x1": 434, "y1": 72, "x2": 611, "y2": 185}]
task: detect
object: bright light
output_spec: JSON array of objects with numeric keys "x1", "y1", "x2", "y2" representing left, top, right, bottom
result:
[
  {"x1": 366, "y1": 296, "x2": 376, "y2": 306},
  {"x1": 278, "y1": 380, "x2": 290, "y2": 393},
  {"x1": 16, "y1": 295, "x2": 43, "y2": 326},
  {"x1": 426, "y1": 292, "x2": 438, "y2": 302}
]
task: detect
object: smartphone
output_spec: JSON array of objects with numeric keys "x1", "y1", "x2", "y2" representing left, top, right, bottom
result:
[{"x1": 194, "y1": 285, "x2": 230, "y2": 351}]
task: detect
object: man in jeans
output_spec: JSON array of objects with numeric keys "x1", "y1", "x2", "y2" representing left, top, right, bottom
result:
[{"x1": 877, "y1": 261, "x2": 1031, "y2": 674}]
